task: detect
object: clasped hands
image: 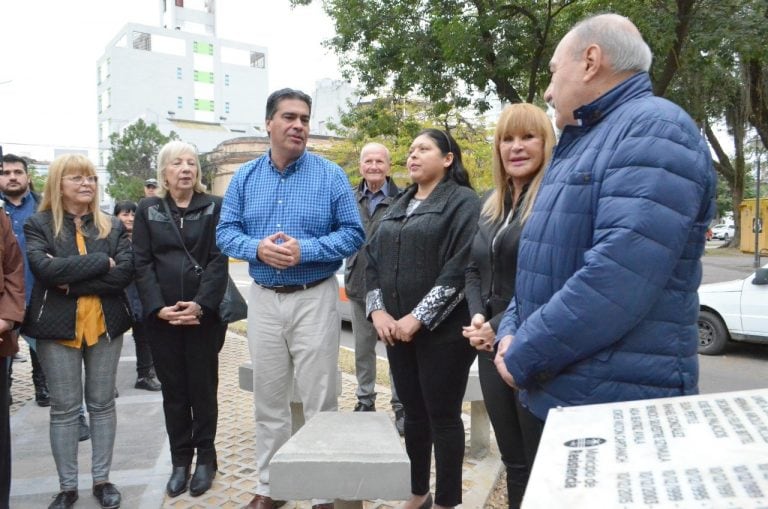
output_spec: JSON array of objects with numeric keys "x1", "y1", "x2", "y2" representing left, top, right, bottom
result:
[
  {"x1": 463, "y1": 313, "x2": 518, "y2": 388},
  {"x1": 158, "y1": 301, "x2": 202, "y2": 326},
  {"x1": 371, "y1": 311, "x2": 421, "y2": 346},
  {"x1": 258, "y1": 232, "x2": 301, "y2": 270}
]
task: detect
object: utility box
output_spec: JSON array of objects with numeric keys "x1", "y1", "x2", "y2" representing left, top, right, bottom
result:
[{"x1": 739, "y1": 198, "x2": 768, "y2": 254}]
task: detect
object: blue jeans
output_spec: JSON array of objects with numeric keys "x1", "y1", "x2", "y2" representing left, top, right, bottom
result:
[{"x1": 37, "y1": 335, "x2": 123, "y2": 490}]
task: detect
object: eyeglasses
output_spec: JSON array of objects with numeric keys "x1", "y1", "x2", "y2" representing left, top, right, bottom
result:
[{"x1": 64, "y1": 175, "x2": 98, "y2": 185}]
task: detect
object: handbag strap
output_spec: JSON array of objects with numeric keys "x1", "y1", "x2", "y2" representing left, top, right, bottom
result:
[{"x1": 161, "y1": 198, "x2": 201, "y2": 270}]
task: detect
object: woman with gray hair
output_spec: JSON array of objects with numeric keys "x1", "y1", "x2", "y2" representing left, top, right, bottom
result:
[{"x1": 132, "y1": 140, "x2": 228, "y2": 498}]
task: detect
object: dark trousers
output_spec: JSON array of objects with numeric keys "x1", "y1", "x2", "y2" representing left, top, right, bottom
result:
[
  {"x1": 387, "y1": 337, "x2": 476, "y2": 507},
  {"x1": 0, "y1": 357, "x2": 10, "y2": 509},
  {"x1": 478, "y1": 351, "x2": 539, "y2": 508},
  {"x1": 131, "y1": 321, "x2": 154, "y2": 378},
  {"x1": 148, "y1": 318, "x2": 225, "y2": 467}
]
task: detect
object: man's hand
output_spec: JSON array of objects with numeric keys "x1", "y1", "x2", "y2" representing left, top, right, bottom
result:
[
  {"x1": 462, "y1": 313, "x2": 495, "y2": 351},
  {"x1": 395, "y1": 314, "x2": 421, "y2": 342},
  {"x1": 494, "y1": 335, "x2": 518, "y2": 388},
  {"x1": 371, "y1": 310, "x2": 398, "y2": 346},
  {"x1": 257, "y1": 232, "x2": 300, "y2": 269}
]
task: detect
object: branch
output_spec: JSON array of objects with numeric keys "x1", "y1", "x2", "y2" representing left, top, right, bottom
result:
[
  {"x1": 653, "y1": 0, "x2": 696, "y2": 97},
  {"x1": 705, "y1": 121, "x2": 735, "y2": 182}
]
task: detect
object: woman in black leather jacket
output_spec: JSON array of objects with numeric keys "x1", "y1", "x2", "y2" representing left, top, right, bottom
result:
[
  {"x1": 23, "y1": 154, "x2": 133, "y2": 509},
  {"x1": 463, "y1": 104, "x2": 555, "y2": 508}
]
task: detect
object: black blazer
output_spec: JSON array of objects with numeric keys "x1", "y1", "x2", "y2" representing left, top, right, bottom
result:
[{"x1": 465, "y1": 189, "x2": 526, "y2": 333}]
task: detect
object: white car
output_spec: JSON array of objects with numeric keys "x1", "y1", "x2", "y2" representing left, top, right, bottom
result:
[
  {"x1": 697, "y1": 264, "x2": 768, "y2": 355},
  {"x1": 335, "y1": 261, "x2": 352, "y2": 323},
  {"x1": 710, "y1": 223, "x2": 735, "y2": 241}
]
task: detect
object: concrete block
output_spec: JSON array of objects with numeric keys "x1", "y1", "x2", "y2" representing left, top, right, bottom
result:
[
  {"x1": 270, "y1": 412, "x2": 410, "y2": 502},
  {"x1": 463, "y1": 357, "x2": 483, "y2": 402}
]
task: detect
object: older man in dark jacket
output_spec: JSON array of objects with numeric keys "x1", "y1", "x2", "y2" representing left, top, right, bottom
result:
[
  {"x1": 344, "y1": 143, "x2": 404, "y2": 430},
  {"x1": 496, "y1": 14, "x2": 716, "y2": 450}
]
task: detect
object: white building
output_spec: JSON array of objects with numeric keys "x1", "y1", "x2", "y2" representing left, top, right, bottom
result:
[
  {"x1": 311, "y1": 78, "x2": 357, "y2": 136},
  {"x1": 96, "y1": 0, "x2": 269, "y2": 166}
]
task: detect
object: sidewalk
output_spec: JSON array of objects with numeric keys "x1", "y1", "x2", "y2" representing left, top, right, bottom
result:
[{"x1": 9, "y1": 331, "x2": 501, "y2": 508}]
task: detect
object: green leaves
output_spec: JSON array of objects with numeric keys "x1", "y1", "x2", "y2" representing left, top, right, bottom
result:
[{"x1": 105, "y1": 119, "x2": 178, "y2": 201}]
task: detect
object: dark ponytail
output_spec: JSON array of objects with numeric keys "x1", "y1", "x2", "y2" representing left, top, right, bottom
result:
[{"x1": 418, "y1": 128, "x2": 473, "y2": 189}]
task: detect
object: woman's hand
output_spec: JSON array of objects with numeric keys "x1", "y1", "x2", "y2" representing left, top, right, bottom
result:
[
  {"x1": 371, "y1": 310, "x2": 398, "y2": 346},
  {"x1": 157, "y1": 301, "x2": 201, "y2": 326},
  {"x1": 462, "y1": 313, "x2": 495, "y2": 351},
  {"x1": 395, "y1": 314, "x2": 421, "y2": 343}
]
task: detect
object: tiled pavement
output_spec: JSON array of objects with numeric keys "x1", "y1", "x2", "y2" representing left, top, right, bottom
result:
[{"x1": 9, "y1": 331, "x2": 501, "y2": 508}]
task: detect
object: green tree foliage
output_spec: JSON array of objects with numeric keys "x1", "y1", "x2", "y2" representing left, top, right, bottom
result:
[
  {"x1": 324, "y1": 97, "x2": 495, "y2": 191},
  {"x1": 27, "y1": 164, "x2": 46, "y2": 194},
  {"x1": 106, "y1": 119, "x2": 178, "y2": 201}
]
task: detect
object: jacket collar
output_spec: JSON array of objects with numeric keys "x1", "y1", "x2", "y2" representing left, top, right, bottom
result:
[
  {"x1": 386, "y1": 179, "x2": 459, "y2": 220},
  {"x1": 356, "y1": 176, "x2": 400, "y2": 199},
  {"x1": 573, "y1": 72, "x2": 652, "y2": 128},
  {"x1": 165, "y1": 191, "x2": 212, "y2": 212}
]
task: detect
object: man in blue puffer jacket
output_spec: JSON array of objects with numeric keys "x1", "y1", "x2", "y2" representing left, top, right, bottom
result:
[{"x1": 495, "y1": 13, "x2": 716, "y2": 449}]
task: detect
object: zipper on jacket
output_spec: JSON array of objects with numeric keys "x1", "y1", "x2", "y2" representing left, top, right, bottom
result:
[
  {"x1": 99, "y1": 300, "x2": 112, "y2": 342},
  {"x1": 36, "y1": 289, "x2": 48, "y2": 321}
]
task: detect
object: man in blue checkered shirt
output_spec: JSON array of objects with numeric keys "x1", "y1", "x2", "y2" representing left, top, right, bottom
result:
[{"x1": 217, "y1": 88, "x2": 364, "y2": 509}]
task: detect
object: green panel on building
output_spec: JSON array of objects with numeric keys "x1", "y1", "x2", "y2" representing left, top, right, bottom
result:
[
  {"x1": 193, "y1": 41, "x2": 214, "y2": 56},
  {"x1": 193, "y1": 70, "x2": 215, "y2": 84},
  {"x1": 194, "y1": 99, "x2": 215, "y2": 112}
]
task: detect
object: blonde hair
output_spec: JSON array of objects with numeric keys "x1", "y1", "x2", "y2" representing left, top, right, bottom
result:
[
  {"x1": 482, "y1": 104, "x2": 556, "y2": 223},
  {"x1": 155, "y1": 140, "x2": 207, "y2": 197},
  {"x1": 39, "y1": 154, "x2": 112, "y2": 238}
]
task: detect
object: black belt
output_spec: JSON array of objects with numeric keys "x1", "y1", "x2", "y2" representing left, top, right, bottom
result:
[{"x1": 258, "y1": 277, "x2": 328, "y2": 294}]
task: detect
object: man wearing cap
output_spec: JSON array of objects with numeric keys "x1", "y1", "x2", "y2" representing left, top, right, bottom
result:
[
  {"x1": 144, "y1": 178, "x2": 158, "y2": 197},
  {"x1": 217, "y1": 88, "x2": 364, "y2": 509}
]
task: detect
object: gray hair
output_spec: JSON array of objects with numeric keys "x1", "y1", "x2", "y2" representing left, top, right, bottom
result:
[
  {"x1": 359, "y1": 142, "x2": 391, "y2": 163},
  {"x1": 569, "y1": 13, "x2": 652, "y2": 73},
  {"x1": 156, "y1": 140, "x2": 207, "y2": 197}
]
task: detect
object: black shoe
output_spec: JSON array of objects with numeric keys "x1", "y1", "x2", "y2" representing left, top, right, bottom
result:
[
  {"x1": 35, "y1": 384, "x2": 51, "y2": 407},
  {"x1": 189, "y1": 462, "x2": 217, "y2": 497},
  {"x1": 49, "y1": 490, "x2": 78, "y2": 509},
  {"x1": 79, "y1": 414, "x2": 91, "y2": 442},
  {"x1": 354, "y1": 401, "x2": 375, "y2": 412},
  {"x1": 166, "y1": 465, "x2": 191, "y2": 497},
  {"x1": 135, "y1": 376, "x2": 162, "y2": 391},
  {"x1": 93, "y1": 482, "x2": 121, "y2": 509},
  {"x1": 395, "y1": 409, "x2": 405, "y2": 436}
]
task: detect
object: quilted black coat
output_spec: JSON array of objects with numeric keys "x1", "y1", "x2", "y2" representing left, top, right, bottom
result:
[{"x1": 22, "y1": 211, "x2": 134, "y2": 341}]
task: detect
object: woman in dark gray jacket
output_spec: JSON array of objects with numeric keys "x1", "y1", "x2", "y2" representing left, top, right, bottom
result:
[
  {"x1": 366, "y1": 129, "x2": 480, "y2": 509},
  {"x1": 132, "y1": 141, "x2": 227, "y2": 499},
  {"x1": 24, "y1": 154, "x2": 133, "y2": 509}
]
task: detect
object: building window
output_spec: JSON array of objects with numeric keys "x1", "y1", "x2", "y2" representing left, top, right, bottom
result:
[
  {"x1": 250, "y1": 51, "x2": 265, "y2": 68},
  {"x1": 225, "y1": 102, "x2": 230, "y2": 114},
  {"x1": 176, "y1": 67, "x2": 182, "y2": 79},
  {"x1": 133, "y1": 31, "x2": 152, "y2": 51},
  {"x1": 224, "y1": 74, "x2": 230, "y2": 86},
  {"x1": 177, "y1": 96, "x2": 183, "y2": 109}
]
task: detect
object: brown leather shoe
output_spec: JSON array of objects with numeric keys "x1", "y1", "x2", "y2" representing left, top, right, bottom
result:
[
  {"x1": 312, "y1": 504, "x2": 335, "y2": 509},
  {"x1": 243, "y1": 494, "x2": 275, "y2": 509}
]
